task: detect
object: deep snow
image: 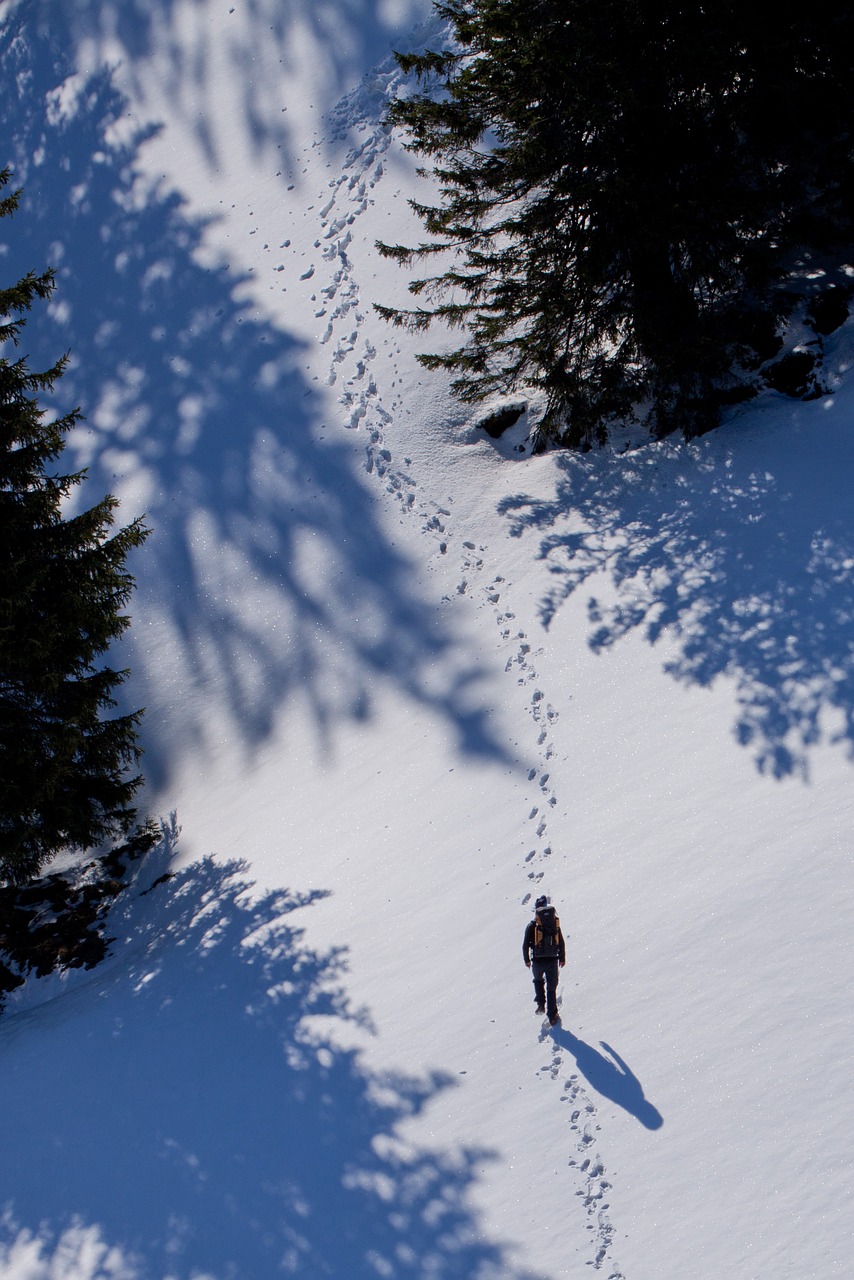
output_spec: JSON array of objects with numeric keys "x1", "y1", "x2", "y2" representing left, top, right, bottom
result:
[{"x1": 1, "y1": 2, "x2": 853, "y2": 1277}]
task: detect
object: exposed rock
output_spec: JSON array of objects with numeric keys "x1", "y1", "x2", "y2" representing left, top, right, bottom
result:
[
  {"x1": 477, "y1": 403, "x2": 527, "y2": 437},
  {"x1": 806, "y1": 285, "x2": 852, "y2": 336},
  {"x1": 763, "y1": 349, "x2": 823, "y2": 399}
]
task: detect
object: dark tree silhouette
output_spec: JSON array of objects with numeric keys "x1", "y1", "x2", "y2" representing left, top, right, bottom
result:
[
  {"x1": 0, "y1": 170, "x2": 149, "y2": 882},
  {"x1": 378, "y1": 0, "x2": 854, "y2": 446}
]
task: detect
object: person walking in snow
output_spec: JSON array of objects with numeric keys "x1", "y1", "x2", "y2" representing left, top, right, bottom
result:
[{"x1": 523, "y1": 895, "x2": 566, "y2": 1025}]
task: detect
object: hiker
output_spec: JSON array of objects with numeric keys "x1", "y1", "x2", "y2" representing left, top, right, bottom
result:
[{"x1": 522, "y1": 894, "x2": 566, "y2": 1025}]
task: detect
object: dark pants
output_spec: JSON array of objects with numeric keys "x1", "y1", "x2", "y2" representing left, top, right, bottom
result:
[{"x1": 532, "y1": 957, "x2": 560, "y2": 1020}]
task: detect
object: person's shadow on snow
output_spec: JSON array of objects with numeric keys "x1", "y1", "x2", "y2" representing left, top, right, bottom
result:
[{"x1": 551, "y1": 1026, "x2": 663, "y2": 1130}]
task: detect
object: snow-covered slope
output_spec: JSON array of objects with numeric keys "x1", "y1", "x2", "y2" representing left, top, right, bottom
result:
[{"x1": 2, "y1": 3, "x2": 853, "y2": 1277}]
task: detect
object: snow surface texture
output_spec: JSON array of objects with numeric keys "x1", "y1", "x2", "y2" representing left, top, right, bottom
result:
[{"x1": 1, "y1": 2, "x2": 853, "y2": 1277}]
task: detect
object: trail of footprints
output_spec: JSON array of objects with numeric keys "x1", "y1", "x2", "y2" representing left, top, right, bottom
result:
[
  {"x1": 453, "y1": 471, "x2": 624, "y2": 1276},
  {"x1": 490, "y1": 593, "x2": 622, "y2": 1272},
  {"x1": 304, "y1": 67, "x2": 563, "y2": 869},
  {"x1": 488, "y1": 582, "x2": 561, "y2": 890},
  {"x1": 443, "y1": 493, "x2": 624, "y2": 1278},
  {"x1": 297, "y1": 75, "x2": 623, "y2": 1279},
  {"x1": 532, "y1": 1030, "x2": 624, "y2": 1277},
  {"x1": 444, "y1": 541, "x2": 563, "y2": 889},
  {"x1": 294, "y1": 78, "x2": 458, "y2": 548}
]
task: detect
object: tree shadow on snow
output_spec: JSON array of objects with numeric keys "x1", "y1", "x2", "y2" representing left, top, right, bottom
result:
[
  {"x1": 551, "y1": 1026, "x2": 663, "y2": 1130},
  {"x1": 0, "y1": 18, "x2": 506, "y2": 785},
  {"x1": 500, "y1": 410, "x2": 854, "y2": 778},
  {"x1": 0, "y1": 822, "x2": 533, "y2": 1279},
  {"x1": 35, "y1": 0, "x2": 432, "y2": 173}
]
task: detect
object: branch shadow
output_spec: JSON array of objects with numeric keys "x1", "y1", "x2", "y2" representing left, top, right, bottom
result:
[
  {"x1": 551, "y1": 1026, "x2": 663, "y2": 1131},
  {"x1": 0, "y1": 822, "x2": 535, "y2": 1278},
  {"x1": 499, "y1": 408, "x2": 854, "y2": 777},
  {"x1": 1, "y1": 16, "x2": 507, "y2": 786},
  {"x1": 33, "y1": 0, "x2": 432, "y2": 174}
]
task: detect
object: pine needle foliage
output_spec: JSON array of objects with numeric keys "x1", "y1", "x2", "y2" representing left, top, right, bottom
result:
[
  {"x1": 0, "y1": 171, "x2": 150, "y2": 882},
  {"x1": 377, "y1": 0, "x2": 854, "y2": 446}
]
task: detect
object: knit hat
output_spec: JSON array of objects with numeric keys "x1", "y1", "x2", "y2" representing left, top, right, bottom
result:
[{"x1": 534, "y1": 894, "x2": 549, "y2": 911}]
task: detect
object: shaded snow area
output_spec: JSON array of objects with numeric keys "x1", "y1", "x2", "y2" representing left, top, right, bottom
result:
[{"x1": 2, "y1": 3, "x2": 854, "y2": 1277}]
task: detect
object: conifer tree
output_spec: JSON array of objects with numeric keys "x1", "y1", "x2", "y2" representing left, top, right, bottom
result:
[
  {"x1": 377, "y1": 0, "x2": 854, "y2": 446},
  {"x1": 0, "y1": 170, "x2": 149, "y2": 882}
]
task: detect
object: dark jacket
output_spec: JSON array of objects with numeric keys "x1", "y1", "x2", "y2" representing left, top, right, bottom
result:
[{"x1": 522, "y1": 906, "x2": 566, "y2": 965}]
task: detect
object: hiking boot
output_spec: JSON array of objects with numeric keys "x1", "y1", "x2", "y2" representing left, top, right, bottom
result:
[
  {"x1": 548, "y1": 1013, "x2": 560, "y2": 1027},
  {"x1": 535, "y1": 1004, "x2": 545, "y2": 1016}
]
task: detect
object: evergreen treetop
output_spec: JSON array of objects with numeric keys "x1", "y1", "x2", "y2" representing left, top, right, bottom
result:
[
  {"x1": 0, "y1": 168, "x2": 150, "y2": 882},
  {"x1": 378, "y1": 0, "x2": 854, "y2": 445}
]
